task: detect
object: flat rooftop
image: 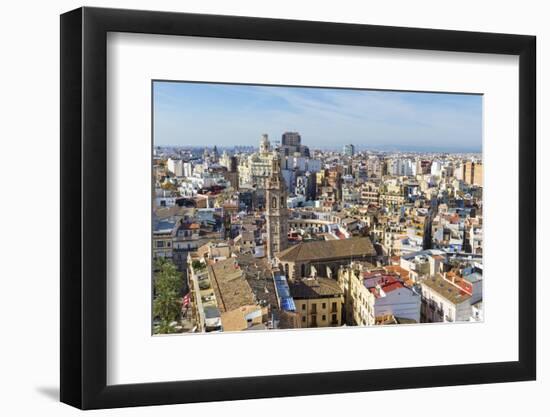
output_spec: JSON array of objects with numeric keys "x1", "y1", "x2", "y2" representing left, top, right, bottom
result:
[{"x1": 421, "y1": 274, "x2": 471, "y2": 305}]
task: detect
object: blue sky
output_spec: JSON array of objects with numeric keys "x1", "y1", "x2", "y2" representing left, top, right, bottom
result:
[{"x1": 153, "y1": 81, "x2": 482, "y2": 152}]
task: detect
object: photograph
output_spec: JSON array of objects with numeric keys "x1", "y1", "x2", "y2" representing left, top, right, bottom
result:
[
  {"x1": 0, "y1": 0, "x2": 542, "y2": 414},
  {"x1": 151, "y1": 81, "x2": 484, "y2": 334}
]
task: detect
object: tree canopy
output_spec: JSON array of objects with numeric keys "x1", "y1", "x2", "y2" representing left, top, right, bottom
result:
[{"x1": 153, "y1": 258, "x2": 182, "y2": 334}]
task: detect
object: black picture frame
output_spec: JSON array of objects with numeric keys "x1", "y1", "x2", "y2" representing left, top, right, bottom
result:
[{"x1": 60, "y1": 6, "x2": 536, "y2": 410}]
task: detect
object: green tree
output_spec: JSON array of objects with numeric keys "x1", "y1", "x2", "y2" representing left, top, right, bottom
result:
[
  {"x1": 153, "y1": 290, "x2": 180, "y2": 330},
  {"x1": 191, "y1": 260, "x2": 205, "y2": 271},
  {"x1": 156, "y1": 320, "x2": 177, "y2": 334},
  {"x1": 153, "y1": 258, "x2": 182, "y2": 334}
]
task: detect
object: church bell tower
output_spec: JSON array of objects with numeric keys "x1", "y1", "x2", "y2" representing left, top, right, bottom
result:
[{"x1": 265, "y1": 156, "x2": 289, "y2": 259}]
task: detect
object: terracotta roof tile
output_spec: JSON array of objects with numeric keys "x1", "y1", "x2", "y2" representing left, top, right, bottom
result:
[{"x1": 277, "y1": 237, "x2": 376, "y2": 262}]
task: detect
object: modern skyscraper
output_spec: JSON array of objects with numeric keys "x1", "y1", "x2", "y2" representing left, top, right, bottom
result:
[
  {"x1": 343, "y1": 144, "x2": 355, "y2": 157},
  {"x1": 265, "y1": 157, "x2": 289, "y2": 259},
  {"x1": 281, "y1": 132, "x2": 301, "y2": 147},
  {"x1": 279, "y1": 131, "x2": 310, "y2": 157}
]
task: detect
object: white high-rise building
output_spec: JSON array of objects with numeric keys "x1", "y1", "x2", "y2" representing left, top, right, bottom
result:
[
  {"x1": 431, "y1": 160, "x2": 442, "y2": 176},
  {"x1": 183, "y1": 162, "x2": 193, "y2": 178},
  {"x1": 167, "y1": 158, "x2": 183, "y2": 177}
]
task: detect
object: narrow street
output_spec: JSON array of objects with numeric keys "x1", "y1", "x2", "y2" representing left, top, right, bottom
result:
[{"x1": 423, "y1": 196, "x2": 438, "y2": 250}]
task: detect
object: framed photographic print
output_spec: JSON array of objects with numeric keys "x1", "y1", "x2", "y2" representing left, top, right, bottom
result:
[{"x1": 60, "y1": 6, "x2": 536, "y2": 410}]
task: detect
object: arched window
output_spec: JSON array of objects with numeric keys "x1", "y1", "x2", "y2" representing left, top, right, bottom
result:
[
  {"x1": 301, "y1": 264, "x2": 306, "y2": 277},
  {"x1": 280, "y1": 196, "x2": 285, "y2": 208},
  {"x1": 272, "y1": 196, "x2": 277, "y2": 209}
]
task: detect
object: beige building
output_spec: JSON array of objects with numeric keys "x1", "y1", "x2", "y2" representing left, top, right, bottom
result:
[
  {"x1": 289, "y1": 277, "x2": 344, "y2": 328},
  {"x1": 463, "y1": 161, "x2": 483, "y2": 186},
  {"x1": 379, "y1": 192, "x2": 406, "y2": 206},
  {"x1": 360, "y1": 182, "x2": 380, "y2": 205},
  {"x1": 238, "y1": 135, "x2": 276, "y2": 190},
  {"x1": 153, "y1": 219, "x2": 176, "y2": 260},
  {"x1": 338, "y1": 265, "x2": 376, "y2": 326},
  {"x1": 276, "y1": 237, "x2": 377, "y2": 282}
]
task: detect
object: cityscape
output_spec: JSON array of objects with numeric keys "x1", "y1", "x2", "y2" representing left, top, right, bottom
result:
[{"x1": 152, "y1": 82, "x2": 483, "y2": 334}]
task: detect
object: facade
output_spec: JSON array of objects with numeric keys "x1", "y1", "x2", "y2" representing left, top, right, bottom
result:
[
  {"x1": 379, "y1": 192, "x2": 406, "y2": 207},
  {"x1": 463, "y1": 161, "x2": 483, "y2": 186},
  {"x1": 238, "y1": 136, "x2": 277, "y2": 191},
  {"x1": 361, "y1": 182, "x2": 380, "y2": 205},
  {"x1": 153, "y1": 219, "x2": 176, "y2": 259},
  {"x1": 338, "y1": 266, "x2": 376, "y2": 326},
  {"x1": 289, "y1": 277, "x2": 344, "y2": 328},
  {"x1": 167, "y1": 158, "x2": 184, "y2": 177}
]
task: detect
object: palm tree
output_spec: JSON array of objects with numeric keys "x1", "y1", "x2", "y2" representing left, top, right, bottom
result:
[
  {"x1": 153, "y1": 258, "x2": 183, "y2": 333},
  {"x1": 153, "y1": 289, "x2": 180, "y2": 325}
]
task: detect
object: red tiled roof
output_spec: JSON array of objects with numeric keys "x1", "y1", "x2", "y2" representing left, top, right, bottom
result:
[
  {"x1": 382, "y1": 282, "x2": 404, "y2": 293},
  {"x1": 364, "y1": 274, "x2": 400, "y2": 290},
  {"x1": 384, "y1": 265, "x2": 410, "y2": 279}
]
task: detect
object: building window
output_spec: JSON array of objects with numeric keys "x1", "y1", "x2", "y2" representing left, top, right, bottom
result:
[
  {"x1": 301, "y1": 304, "x2": 306, "y2": 310},
  {"x1": 272, "y1": 196, "x2": 277, "y2": 209},
  {"x1": 302, "y1": 316, "x2": 306, "y2": 322},
  {"x1": 331, "y1": 302, "x2": 337, "y2": 313},
  {"x1": 331, "y1": 314, "x2": 337, "y2": 323},
  {"x1": 322, "y1": 303, "x2": 326, "y2": 309},
  {"x1": 301, "y1": 264, "x2": 306, "y2": 277},
  {"x1": 311, "y1": 303, "x2": 317, "y2": 314},
  {"x1": 322, "y1": 315, "x2": 326, "y2": 321},
  {"x1": 156, "y1": 241, "x2": 164, "y2": 248}
]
